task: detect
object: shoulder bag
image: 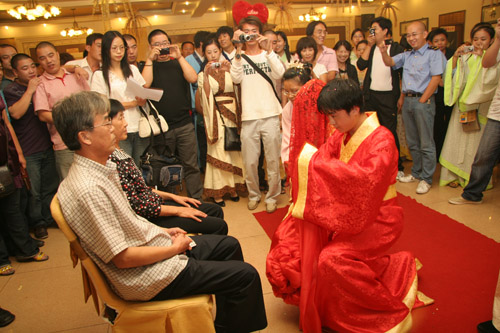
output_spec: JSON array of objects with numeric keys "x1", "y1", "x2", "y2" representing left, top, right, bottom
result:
[{"x1": 213, "y1": 99, "x2": 241, "y2": 151}]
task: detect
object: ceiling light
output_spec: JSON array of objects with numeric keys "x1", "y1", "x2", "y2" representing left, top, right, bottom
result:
[
  {"x1": 60, "y1": 9, "x2": 93, "y2": 37},
  {"x1": 8, "y1": 0, "x2": 60, "y2": 20},
  {"x1": 299, "y1": 7, "x2": 326, "y2": 22}
]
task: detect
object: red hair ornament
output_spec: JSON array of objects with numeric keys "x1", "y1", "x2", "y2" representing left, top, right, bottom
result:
[{"x1": 232, "y1": 1, "x2": 269, "y2": 25}]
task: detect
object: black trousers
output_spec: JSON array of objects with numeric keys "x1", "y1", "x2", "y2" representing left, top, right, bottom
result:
[
  {"x1": 152, "y1": 235, "x2": 268, "y2": 333},
  {"x1": 150, "y1": 202, "x2": 228, "y2": 235},
  {"x1": 365, "y1": 90, "x2": 404, "y2": 171}
]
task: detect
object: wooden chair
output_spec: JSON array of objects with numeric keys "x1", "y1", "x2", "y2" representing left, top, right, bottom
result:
[{"x1": 50, "y1": 195, "x2": 215, "y2": 333}]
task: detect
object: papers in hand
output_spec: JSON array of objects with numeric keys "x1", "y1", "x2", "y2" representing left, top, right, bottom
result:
[{"x1": 126, "y1": 78, "x2": 163, "y2": 102}]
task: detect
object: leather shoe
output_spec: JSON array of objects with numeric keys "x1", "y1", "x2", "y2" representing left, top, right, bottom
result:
[
  {"x1": 477, "y1": 321, "x2": 499, "y2": 333},
  {"x1": 230, "y1": 195, "x2": 240, "y2": 202},
  {"x1": 34, "y1": 226, "x2": 48, "y2": 239},
  {"x1": 0, "y1": 308, "x2": 15, "y2": 327},
  {"x1": 214, "y1": 200, "x2": 226, "y2": 207}
]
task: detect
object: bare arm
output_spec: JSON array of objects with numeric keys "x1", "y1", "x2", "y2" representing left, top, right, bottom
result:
[
  {"x1": 169, "y1": 45, "x2": 197, "y2": 83},
  {"x1": 419, "y1": 75, "x2": 441, "y2": 104},
  {"x1": 37, "y1": 110, "x2": 53, "y2": 124},
  {"x1": 112, "y1": 234, "x2": 192, "y2": 269},
  {"x1": 484, "y1": 20, "x2": 500, "y2": 68},
  {"x1": 9, "y1": 78, "x2": 41, "y2": 119}
]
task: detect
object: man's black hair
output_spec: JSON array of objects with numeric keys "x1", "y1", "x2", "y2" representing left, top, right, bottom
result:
[
  {"x1": 216, "y1": 26, "x2": 234, "y2": 39},
  {"x1": 194, "y1": 31, "x2": 211, "y2": 49},
  {"x1": 371, "y1": 16, "x2": 392, "y2": 37},
  {"x1": 318, "y1": 78, "x2": 364, "y2": 115},
  {"x1": 86, "y1": 33, "x2": 103, "y2": 46},
  {"x1": 306, "y1": 21, "x2": 327, "y2": 37},
  {"x1": 11, "y1": 53, "x2": 32, "y2": 70}
]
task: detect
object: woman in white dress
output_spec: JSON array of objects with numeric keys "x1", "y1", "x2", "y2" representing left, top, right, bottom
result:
[
  {"x1": 440, "y1": 23, "x2": 500, "y2": 187},
  {"x1": 195, "y1": 36, "x2": 245, "y2": 206},
  {"x1": 91, "y1": 30, "x2": 147, "y2": 166}
]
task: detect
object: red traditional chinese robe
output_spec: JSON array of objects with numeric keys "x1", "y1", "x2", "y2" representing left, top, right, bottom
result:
[{"x1": 266, "y1": 113, "x2": 432, "y2": 332}]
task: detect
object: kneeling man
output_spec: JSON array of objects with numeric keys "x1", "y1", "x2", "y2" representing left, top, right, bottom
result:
[{"x1": 53, "y1": 91, "x2": 267, "y2": 333}]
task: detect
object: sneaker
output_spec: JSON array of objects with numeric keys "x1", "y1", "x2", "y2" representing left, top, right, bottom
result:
[
  {"x1": 448, "y1": 196, "x2": 482, "y2": 205},
  {"x1": 266, "y1": 202, "x2": 277, "y2": 214},
  {"x1": 247, "y1": 199, "x2": 260, "y2": 210},
  {"x1": 399, "y1": 174, "x2": 418, "y2": 183},
  {"x1": 396, "y1": 171, "x2": 405, "y2": 181},
  {"x1": 34, "y1": 226, "x2": 48, "y2": 239},
  {"x1": 416, "y1": 180, "x2": 431, "y2": 194}
]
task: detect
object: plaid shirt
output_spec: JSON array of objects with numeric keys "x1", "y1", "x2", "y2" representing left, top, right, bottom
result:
[{"x1": 58, "y1": 154, "x2": 187, "y2": 301}]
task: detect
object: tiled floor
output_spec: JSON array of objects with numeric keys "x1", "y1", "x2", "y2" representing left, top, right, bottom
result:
[{"x1": 0, "y1": 163, "x2": 498, "y2": 332}]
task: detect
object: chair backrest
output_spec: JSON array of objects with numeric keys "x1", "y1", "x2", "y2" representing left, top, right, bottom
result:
[{"x1": 50, "y1": 195, "x2": 127, "y2": 311}]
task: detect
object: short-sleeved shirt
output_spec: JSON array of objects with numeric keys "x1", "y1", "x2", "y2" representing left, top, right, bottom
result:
[
  {"x1": 91, "y1": 65, "x2": 146, "y2": 133},
  {"x1": 392, "y1": 43, "x2": 446, "y2": 94},
  {"x1": 150, "y1": 60, "x2": 192, "y2": 129},
  {"x1": 33, "y1": 69, "x2": 89, "y2": 150},
  {"x1": 3, "y1": 81, "x2": 52, "y2": 156},
  {"x1": 485, "y1": 50, "x2": 500, "y2": 121},
  {"x1": 66, "y1": 57, "x2": 100, "y2": 86},
  {"x1": 317, "y1": 45, "x2": 339, "y2": 74},
  {"x1": 58, "y1": 154, "x2": 188, "y2": 301}
]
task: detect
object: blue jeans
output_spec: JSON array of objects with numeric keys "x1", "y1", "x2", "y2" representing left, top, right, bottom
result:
[
  {"x1": 25, "y1": 149, "x2": 59, "y2": 228},
  {"x1": 402, "y1": 96, "x2": 436, "y2": 184},
  {"x1": 462, "y1": 119, "x2": 500, "y2": 202},
  {"x1": 119, "y1": 132, "x2": 150, "y2": 167},
  {"x1": 0, "y1": 188, "x2": 39, "y2": 266}
]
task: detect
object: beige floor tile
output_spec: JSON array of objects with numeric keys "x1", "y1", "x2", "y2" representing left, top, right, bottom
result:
[
  {"x1": 260, "y1": 293, "x2": 300, "y2": 333},
  {"x1": 239, "y1": 234, "x2": 273, "y2": 295},
  {"x1": 53, "y1": 323, "x2": 110, "y2": 333},
  {"x1": 0, "y1": 265, "x2": 104, "y2": 332}
]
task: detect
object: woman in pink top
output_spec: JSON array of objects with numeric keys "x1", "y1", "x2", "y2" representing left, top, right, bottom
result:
[{"x1": 306, "y1": 21, "x2": 338, "y2": 81}]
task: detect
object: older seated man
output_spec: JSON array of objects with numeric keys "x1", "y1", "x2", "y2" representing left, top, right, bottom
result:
[{"x1": 53, "y1": 91, "x2": 267, "y2": 333}]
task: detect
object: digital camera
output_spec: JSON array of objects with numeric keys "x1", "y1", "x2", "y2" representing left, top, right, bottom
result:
[
  {"x1": 211, "y1": 62, "x2": 221, "y2": 68},
  {"x1": 160, "y1": 48, "x2": 170, "y2": 55},
  {"x1": 239, "y1": 34, "x2": 258, "y2": 42},
  {"x1": 464, "y1": 45, "x2": 474, "y2": 53}
]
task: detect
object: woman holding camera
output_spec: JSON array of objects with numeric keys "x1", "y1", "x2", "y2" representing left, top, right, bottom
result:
[
  {"x1": 296, "y1": 37, "x2": 328, "y2": 83},
  {"x1": 195, "y1": 36, "x2": 245, "y2": 206},
  {"x1": 91, "y1": 30, "x2": 147, "y2": 166},
  {"x1": 440, "y1": 22, "x2": 500, "y2": 188}
]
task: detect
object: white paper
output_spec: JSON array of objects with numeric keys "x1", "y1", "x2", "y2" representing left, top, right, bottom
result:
[{"x1": 126, "y1": 77, "x2": 164, "y2": 102}]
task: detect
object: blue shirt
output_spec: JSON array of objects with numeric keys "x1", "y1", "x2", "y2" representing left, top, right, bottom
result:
[
  {"x1": 392, "y1": 43, "x2": 446, "y2": 94},
  {"x1": 185, "y1": 52, "x2": 204, "y2": 109}
]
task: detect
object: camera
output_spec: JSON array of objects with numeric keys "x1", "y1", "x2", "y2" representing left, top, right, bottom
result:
[
  {"x1": 211, "y1": 62, "x2": 221, "y2": 69},
  {"x1": 159, "y1": 48, "x2": 170, "y2": 55},
  {"x1": 464, "y1": 45, "x2": 474, "y2": 53},
  {"x1": 369, "y1": 28, "x2": 375, "y2": 36},
  {"x1": 239, "y1": 34, "x2": 258, "y2": 42}
]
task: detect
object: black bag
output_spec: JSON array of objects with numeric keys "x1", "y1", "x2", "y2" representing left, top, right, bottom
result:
[
  {"x1": 213, "y1": 98, "x2": 241, "y2": 151},
  {"x1": 0, "y1": 119, "x2": 15, "y2": 199},
  {"x1": 139, "y1": 119, "x2": 184, "y2": 190}
]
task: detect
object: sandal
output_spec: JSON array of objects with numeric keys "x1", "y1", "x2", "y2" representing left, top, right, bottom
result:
[
  {"x1": 0, "y1": 265, "x2": 15, "y2": 276},
  {"x1": 16, "y1": 251, "x2": 49, "y2": 262},
  {"x1": 447, "y1": 181, "x2": 459, "y2": 188}
]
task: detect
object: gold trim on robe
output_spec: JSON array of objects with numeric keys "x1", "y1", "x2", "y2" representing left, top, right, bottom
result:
[{"x1": 292, "y1": 143, "x2": 318, "y2": 220}]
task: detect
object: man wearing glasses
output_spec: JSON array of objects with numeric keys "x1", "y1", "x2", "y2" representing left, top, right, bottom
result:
[
  {"x1": 142, "y1": 29, "x2": 203, "y2": 200},
  {"x1": 378, "y1": 21, "x2": 446, "y2": 194}
]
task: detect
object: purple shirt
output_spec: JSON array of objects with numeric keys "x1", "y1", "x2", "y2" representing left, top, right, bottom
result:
[{"x1": 3, "y1": 81, "x2": 52, "y2": 156}]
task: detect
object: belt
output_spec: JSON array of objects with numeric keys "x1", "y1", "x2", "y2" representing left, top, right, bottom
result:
[{"x1": 403, "y1": 92, "x2": 423, "y2": 97}]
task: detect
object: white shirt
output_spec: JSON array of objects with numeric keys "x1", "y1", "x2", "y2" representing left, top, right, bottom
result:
[
  {"x1": 91, "y1": 65, "x2": 146, "y2": 133},
  {"x1": 370, "y1": 44, "x2": 393, "y2": 91},
  {"x1": 66, "y1": 57, "x2": 99, "y2": 86},
  {"x1": 487, "y1": 50, "x2": 500, "y2": 121},
  {"x1": 313, "y1": 63, "x2": 327, "y2": 81}
]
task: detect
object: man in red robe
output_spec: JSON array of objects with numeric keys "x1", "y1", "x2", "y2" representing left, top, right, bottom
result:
[{"x1": 267, "y1": 78, "x2": 432, "y2": 332}]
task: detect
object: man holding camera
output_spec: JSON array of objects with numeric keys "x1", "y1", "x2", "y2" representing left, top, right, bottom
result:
[
  {"x1": 230, "y1": 16, "x2": 284, "y2": 213},
  {"x1": 142, "y1": 29, "x2": 203, "y2": 200},
  {"x1": 357, "y1": 17, "x2": 405, "y2": 179}
]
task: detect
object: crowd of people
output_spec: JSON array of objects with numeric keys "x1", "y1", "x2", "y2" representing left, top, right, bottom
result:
[{"x1": 0, "y1": 10, "x2": 499, "y2": 332}]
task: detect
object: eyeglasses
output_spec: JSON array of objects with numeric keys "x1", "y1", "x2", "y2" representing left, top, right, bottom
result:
[
  {"x1": 89, "y1": 117, "x2": 112, "y2": 130},
  {"x1": 152, "y1": 41, "x2": 170, "y2": 47},
  {"x1": 283, "y1": 90, "x2": 299, "y2": 97}
]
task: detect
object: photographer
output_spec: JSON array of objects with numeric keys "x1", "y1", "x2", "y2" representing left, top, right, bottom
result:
[
  {"x1": 142, "y1": 29, "x2": 203, "y2": 200},
  {"x1": 230, "y1": 16, "x2": 285, "y2": 214}
]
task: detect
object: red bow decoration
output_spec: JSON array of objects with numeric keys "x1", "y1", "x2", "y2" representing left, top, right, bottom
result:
[{"x1": 232, "y1": 1, "x2": 269, "y2": 25}]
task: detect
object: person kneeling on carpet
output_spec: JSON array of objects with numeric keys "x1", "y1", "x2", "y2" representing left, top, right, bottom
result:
[
  {"x1": 54, "y1": 91, "x2": 267, "y2": 333},
  {"x1": 108, "y1": 99, "x2": 228, "y2": 235},
  {"x1": 266, "y1": 78, "x2": 432, "y2": 332}
]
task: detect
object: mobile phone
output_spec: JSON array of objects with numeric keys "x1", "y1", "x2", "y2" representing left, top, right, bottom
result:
[{"x1": 160, "y1": 47, "x2": 170, "y2": 55}]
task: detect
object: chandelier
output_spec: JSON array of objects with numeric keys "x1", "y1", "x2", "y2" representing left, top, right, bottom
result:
[
  {"x1": 299, "y1": 6, "x2": 326, "y2": 22},
  {"x1": 8, "y1": 0, "x2": 60, "y2": 20},
  {"x1": 60, "y1": 9, "x2": 94, "y2": 37}
]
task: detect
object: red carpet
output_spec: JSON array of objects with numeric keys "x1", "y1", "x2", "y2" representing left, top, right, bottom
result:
[{"x1": 253, "y1": 193, "x2": 500, "y2": 332}]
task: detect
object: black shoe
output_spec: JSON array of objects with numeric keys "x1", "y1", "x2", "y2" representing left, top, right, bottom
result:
[
  {"x1": 230, "y1": 196, "x2": 240, "y2": 202},
  {"x1": 0, "y1": 308, "x2": 15, "y2": 327},
  {"x1": 214, "y1": 200, "x2": 226, "y2": 207},
  {"x1": 478, "y1": 321, "x2": 499, "y2": 333},
  {"x1": 32, "y1": 238, "x2": 45, "y2": 248},
  {"x1": 34, "y1": 226, "x2": 48, "y2": 239}
]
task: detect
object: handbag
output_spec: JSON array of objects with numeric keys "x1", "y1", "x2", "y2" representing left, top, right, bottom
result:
[
  {"x1": 140, "y1": 122, "x2": 184, "y2": 191},
  {"x1": 0, "y1": 119, "x2": 15, "y2": 199},
  {"x1": 213, "y1": 98, "x2": 241, "y2": 151},
  {"x1": 138, "y1": 100, "x2": 169, "y2": 138}
]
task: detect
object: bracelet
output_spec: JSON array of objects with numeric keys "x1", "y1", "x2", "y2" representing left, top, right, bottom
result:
[{"x1": 144, "y1": 64, "x2": 153, "y2": 66}]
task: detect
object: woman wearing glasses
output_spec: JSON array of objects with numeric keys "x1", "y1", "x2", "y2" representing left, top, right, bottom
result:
[{"x1": 91, "y1": 30, "x2": 147, "y2": 166}]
